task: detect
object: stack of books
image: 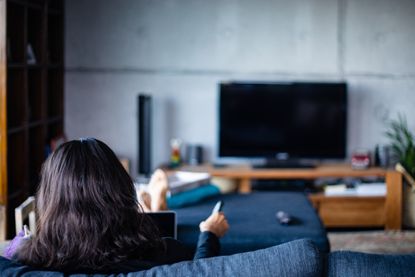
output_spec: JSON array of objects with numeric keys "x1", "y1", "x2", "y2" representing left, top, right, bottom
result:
[
  {"x1": 324, "y1": 183, "x2": 386, "y2": 196},
  {"x1": 168, "y1": 171, "x2": 211, "y2": 195}
]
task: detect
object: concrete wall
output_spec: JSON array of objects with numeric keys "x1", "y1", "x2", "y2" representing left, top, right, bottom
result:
[{"x1": 65, "y1": 0, "x2": 415, "y2": 177}]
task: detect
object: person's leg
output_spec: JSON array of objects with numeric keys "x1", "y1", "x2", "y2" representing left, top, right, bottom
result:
[
  {"x1": 137, "y1": 189, "x2": 152, "y2": 212},
  {"x1": 147, "y1": 169, "x2": 169, "y2": 211},
  {"x1": 136, "y1": 169, "x2": 169, "y2": 212}
]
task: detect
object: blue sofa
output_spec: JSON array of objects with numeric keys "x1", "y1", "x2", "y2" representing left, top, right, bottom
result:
[{"x1": 1, "y1": 239, "x2": 414, "y2": 276}]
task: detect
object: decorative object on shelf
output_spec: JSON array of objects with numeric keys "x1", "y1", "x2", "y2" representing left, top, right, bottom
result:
[
  {"x1": 351, "y1": 149, "x2": 370, "y2": 170},
  {"x1": 170, "y1": 138, "x2": 182, "y2": 168},
  {"x1": 386, "y1": 114, "x2": 415, "y2": 227},
  {"x1": 50, "y1": 134, "x2": 67, "y2": 152},
  {"x1": 45, "y1": 134, "x2": 67, "y2": 158},
  {"x1": 26, "y1": 44, "x2": 36, "y2": 64},
  {"x1": 374, "y1": 144, "x2": 392, "y2": 168},
  {"x1": 186, "y1": 144, "x2": 204, "y2": 165}
]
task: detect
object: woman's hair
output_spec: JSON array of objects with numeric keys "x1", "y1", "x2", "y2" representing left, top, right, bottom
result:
[{"x1": 16, "y1": 138, "x2": 164, "y2": 271}]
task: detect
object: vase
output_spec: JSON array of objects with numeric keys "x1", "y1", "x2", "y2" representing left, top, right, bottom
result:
[
  {"x1": 395, "y1": 163, "x2": 415, "y2": 228},
  {"x1": 403, "y1": 180, "x2": 415, "y2": 228}
]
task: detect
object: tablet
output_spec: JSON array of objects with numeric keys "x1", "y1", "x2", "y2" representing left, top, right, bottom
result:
[{"x1": 146, "y1": 211, "x2": 177, "y2": 239}]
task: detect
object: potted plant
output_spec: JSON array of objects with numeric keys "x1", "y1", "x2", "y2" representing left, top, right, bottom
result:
[{"x1": 386, "y1": 114, "x2": 415, "y2": 227}]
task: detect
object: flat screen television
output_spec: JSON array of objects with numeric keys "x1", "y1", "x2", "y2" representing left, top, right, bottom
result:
[{"x1": 218, "y1": 82, "x2": 347, "y2": 163}]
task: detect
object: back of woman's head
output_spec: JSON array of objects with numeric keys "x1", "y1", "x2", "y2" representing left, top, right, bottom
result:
[{"x1": 16, "y1": 138, "x2": 163, "y2": 271}]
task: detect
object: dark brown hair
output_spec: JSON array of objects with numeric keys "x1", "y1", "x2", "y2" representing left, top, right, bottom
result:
[{"x1": 16, "y1": 138, "x2": 164, "y2": 271}]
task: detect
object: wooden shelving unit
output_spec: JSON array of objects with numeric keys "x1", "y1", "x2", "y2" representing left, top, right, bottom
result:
[{"x1": 0, "y1": 0, "x2": 64, "y2": 238}]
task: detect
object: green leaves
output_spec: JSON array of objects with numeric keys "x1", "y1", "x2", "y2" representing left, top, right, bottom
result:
[{"x1": 386, "y1": 114, "x2": 415, "y2": 178}]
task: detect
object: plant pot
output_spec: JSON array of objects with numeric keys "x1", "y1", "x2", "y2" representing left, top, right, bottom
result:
[
  {"x1": 403, "y1": 181, "x2": 415, "y2": 228},
  {"x1": 395, "y1": 163, "x2": 415, "y2": 228}
]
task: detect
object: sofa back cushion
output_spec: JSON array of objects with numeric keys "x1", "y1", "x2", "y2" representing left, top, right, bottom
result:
[
  {"x1": 0, "y1": 239, "x2": 322, "y2": 277},
  {"x1": 328, "y1": 251, "x2": 415, "y2": 277}
]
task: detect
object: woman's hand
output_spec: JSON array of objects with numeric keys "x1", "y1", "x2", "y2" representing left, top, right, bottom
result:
[{"x1": 199, "y1": 212, "x2": 229, "y2": 238}]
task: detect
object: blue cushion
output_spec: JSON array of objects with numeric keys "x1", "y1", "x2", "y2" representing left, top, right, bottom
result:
[
  {"x1": 0, "y1": 239, "x2": 322, "y2": 276},
  {"x1": 175, "y1": 192, "x2": 330, "y2": 254},
  {"x1": 167, "y1": 184, "x2": 220, "y2": 209},
  {"x1": 328, "y1": 251, "x2": 415, "y2": 277}
]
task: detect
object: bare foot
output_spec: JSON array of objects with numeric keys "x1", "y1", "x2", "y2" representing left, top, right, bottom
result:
[
  {"x1": 147, "y1": 169, "x2": 169, "y2": 211},
  {"x1": 137, "y1": 189, "x2": 152, "y2": 212}
]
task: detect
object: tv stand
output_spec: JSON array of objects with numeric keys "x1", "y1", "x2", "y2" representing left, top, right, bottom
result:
[{"x1": 253, "y1": 160, "x2": 315, "y2": 169}]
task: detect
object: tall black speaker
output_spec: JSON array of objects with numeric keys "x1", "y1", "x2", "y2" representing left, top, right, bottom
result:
[{"x1": 138, "y1": 94, "x2": 152, "y2": 175}]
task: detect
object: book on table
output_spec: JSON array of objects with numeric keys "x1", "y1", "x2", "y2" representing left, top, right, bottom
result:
[
  {"x1": 324, "y1": 183, "x2": 386, "y2": 196},
  {"x1": 168, "y1": 171, "x2": 211, "y2": 195}
]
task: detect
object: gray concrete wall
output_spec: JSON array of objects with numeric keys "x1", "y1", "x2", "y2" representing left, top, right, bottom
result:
[{"x1": 65, "y1": 0, "x2": 415, "y2": 177}]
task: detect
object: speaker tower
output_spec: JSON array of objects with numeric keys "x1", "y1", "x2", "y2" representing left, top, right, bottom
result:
[{"x1": 138, "y1": 94, "x2": 152, "y2": 175}]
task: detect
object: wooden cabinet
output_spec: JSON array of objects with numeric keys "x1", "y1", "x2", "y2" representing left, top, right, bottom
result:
[
  {"x1": 309, "y1": 171, "x2": 403, "y2": 230},
  {"x1": 309, "y1": 194, "x2": 387, "y2": 227},
  {"x1": 0, "y1": 0, "x2": 64, "y2": 239}
]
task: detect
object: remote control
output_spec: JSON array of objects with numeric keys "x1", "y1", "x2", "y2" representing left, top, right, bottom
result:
[
  {"x1": 276, "y1": 211, "x2": 292, "y2": 225},
  {"x1": 212, "y1": 201, "x2": 224, "y2": 214}
]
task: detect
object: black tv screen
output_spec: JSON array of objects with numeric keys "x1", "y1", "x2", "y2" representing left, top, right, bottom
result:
[{"x1": 219, "y1": 82, "x2": 347, "y2": 159}]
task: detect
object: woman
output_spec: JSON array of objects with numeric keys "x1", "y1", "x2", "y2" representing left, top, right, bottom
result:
[{"x1": 13, "y1": 138, "x2": 229, "y2": 273}]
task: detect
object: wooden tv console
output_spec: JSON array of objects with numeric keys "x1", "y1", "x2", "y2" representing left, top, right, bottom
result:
[{"x1": 175, "y1": 164, "x2": 403, "y2": 230}]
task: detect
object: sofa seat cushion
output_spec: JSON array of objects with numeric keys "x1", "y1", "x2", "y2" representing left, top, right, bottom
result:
[
  {"x1": 0, "y1": 239, "x2": 322, "y2": 277},
  {"x1": 328, "y1": 251, "x2": 415, "y2": 277},
  {"x1": 176, "y1": 192, "x2": 330, "y2": 254}
]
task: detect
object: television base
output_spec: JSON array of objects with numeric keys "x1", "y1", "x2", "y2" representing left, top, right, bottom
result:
[{"x1": 253, "y1": 160, "x2": 316, "y2": 169}]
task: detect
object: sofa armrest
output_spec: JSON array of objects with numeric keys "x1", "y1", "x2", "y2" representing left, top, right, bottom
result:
[{"x1": 328, "y1": 251, "x2": 415, "y2": 277}]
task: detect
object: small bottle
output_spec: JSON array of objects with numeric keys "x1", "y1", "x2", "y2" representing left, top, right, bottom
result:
[
  {"x1": 170, "y1": 138, "x2": 182, "y2": 168},
  {"x1": 374, "y1": 145, "x2": 381, "y2": 167}
]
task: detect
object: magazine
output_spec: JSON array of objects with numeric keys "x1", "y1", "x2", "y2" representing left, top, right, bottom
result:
[{"x1": 168, "y1": 171, "x2": 211, "y2": 195}]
